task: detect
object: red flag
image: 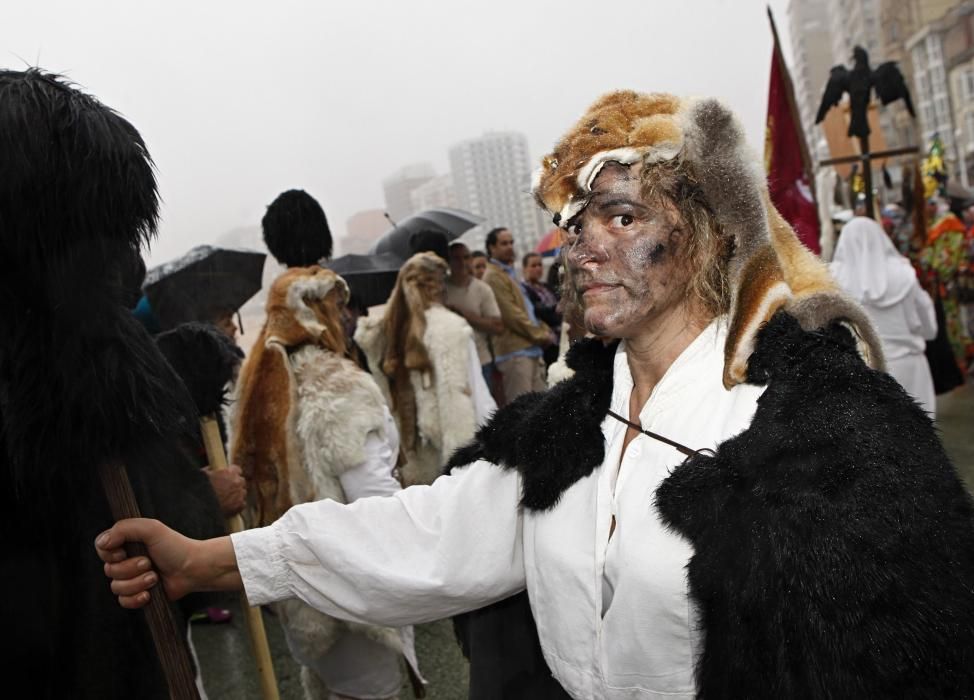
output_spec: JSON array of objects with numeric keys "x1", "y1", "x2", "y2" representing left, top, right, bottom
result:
[{"x1": 765, "y1": 31, "x2": 821, "y2": 254}]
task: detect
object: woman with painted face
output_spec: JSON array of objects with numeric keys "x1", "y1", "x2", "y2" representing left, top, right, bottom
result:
[{"x1": 97, "y1": 93, "x2": 974, "y2": 699}]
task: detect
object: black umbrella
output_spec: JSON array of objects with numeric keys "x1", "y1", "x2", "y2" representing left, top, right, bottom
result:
[
  {"x1": 368, "y1": 207, "x2": 485, "y2": 260},
  {"x1": 144, "y1": 245, "x2": 266, "y2": 330},
  {"x1": 325, "y1": 251, "x2": 403, "y2": 308}
]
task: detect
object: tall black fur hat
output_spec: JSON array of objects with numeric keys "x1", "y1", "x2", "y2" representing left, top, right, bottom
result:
[
  {"x1": 0, "y1": 69, "x2": 157, "y2": 297},
  {"x1": 261, "y1": 189, "x2": 332, "y2": 267},
  {"x1": 0, "y1": 69, "x2": 190, "y2": 491}
]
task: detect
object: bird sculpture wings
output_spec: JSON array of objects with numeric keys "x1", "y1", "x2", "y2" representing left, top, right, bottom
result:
[
  {"x1": 815, "y1": 65, "x2": 850, "y2": 125},
  {"x1": 815, "y1": 46, "x2": 915, "y2": 138},
  {"x1": 872, "y1": 61, "x2": 915, "y2": 116}
]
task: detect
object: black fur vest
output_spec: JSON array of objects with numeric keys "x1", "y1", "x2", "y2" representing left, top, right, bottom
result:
[{"x1": 448, "y1": 311, "x2": 974, "y2": 699}]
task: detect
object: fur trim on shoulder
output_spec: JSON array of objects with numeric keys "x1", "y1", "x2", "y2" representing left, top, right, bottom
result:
[{"x1": 445, "y1": 337, "x2": 618, "y2": 510}]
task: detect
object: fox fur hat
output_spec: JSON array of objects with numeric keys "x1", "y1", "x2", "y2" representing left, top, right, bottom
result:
[
  {"x1": 533, "y1": 91, "x2": 883, "y2": 388},
  {"x1": 231, "y1": 265, "x2": 349, "y2": 525}
]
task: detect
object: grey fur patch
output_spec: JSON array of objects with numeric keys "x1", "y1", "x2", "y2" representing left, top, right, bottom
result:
[{"x1": 682, "y1": 99, "x2": 770, "y2": 278}]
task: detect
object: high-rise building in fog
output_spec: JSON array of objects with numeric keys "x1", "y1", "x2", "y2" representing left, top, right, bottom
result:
[
  {"x1": 787, "y1": 0, "x2": 834, "y2": 156},
  {"x1": 410, "y1": 173, "x2": 457, "y2": 212},
  {"x1": 382, "y1": 162, "x2": 435, "y2": 222},
  {"x1": 449, "y1": 131, "x2": 542, "y2": 260},
  {"x1": 341, "y1": 208, "x2": 389, "y2": 255}
]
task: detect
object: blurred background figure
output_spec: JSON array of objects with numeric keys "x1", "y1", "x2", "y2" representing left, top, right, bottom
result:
[
  {"x1": 831, "y1": 217, "x2": 938, "y2": 416},
  {"x1": 445, "y1": 241, "x2": 503, "y2": 389},
  {"x1": 471, "y1": 250, "x2": 488, "y2": 280},
  {"x1": 408, "y1": 228, "x2": 450, "y2": 262},
  {"x1": 919, "y1": 196, "x2": 974, "y2": 382},
  {"x1": 356, "y1": 252, "x2": 494, "y2": 486},
  {"x1": 483, "y1": 228, "x2": 553, "y2": 403},
  {"x1": 521, "y1": 252, "x2": 562, "y2": 367}
]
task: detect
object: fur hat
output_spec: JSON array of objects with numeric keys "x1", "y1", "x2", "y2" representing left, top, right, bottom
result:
[
  {"x1": 533, "y1": 91, "x2": 883, "y2": 387},
  {"x1": 231, "y1": 266, "x2": 349, "y2": 525},
  {"x1": 262, "y1": 189, "x2": 333, "y2": 267},
  {"x1": 155, "y1": 323, "x2": 244, "y2": 417}
]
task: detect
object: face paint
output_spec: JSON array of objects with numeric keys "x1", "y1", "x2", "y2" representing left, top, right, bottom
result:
[{"x1": 565, "y1": 163, "x2": 691, "y2": 339}]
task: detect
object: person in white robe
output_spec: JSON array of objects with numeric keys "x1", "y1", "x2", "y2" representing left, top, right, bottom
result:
[{"x1": 830, "y1": 216, "x2": 938, "y2": 416}]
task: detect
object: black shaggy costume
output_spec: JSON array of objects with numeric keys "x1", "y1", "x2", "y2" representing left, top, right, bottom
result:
[
  {"x1": 447, "y1": 311, "x2": 974, "y2": 698},
  {"x1": 0, "y1": 69, "x2": 224, "y2": 699}
]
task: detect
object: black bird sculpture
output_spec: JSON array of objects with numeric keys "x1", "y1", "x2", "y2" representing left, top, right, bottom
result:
[{"x1": 816, "y1": 45, "x2": 915, "y2": 138}]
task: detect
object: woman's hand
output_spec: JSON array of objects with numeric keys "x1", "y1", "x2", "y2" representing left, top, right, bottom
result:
[
  {"x1": 95, "y1": 519, "x2": 242, "y2": 608},
  {"x1": 95, "y1": 518, "x2": 195, "y2": 608}
]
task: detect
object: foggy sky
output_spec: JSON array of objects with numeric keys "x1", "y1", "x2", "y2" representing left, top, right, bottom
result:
[{"x1": 5, "y1": 0, "x2": 793, "y2": 266}]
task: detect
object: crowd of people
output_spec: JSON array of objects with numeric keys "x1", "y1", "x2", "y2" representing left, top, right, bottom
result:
[{"x1": 5, "y1": 69, "x2": 974, "y2": 700}]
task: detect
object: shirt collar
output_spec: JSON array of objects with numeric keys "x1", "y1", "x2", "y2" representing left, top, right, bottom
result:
[
  {"x1": 612, "y1": 317, "x2": 727, "y2": 424},
  {"x1": 491, "y1": 258, "x2": 515, "y2": 276}
]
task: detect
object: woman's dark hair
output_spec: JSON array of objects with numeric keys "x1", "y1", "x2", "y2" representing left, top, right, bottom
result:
[
  {"x1": 408, "y1": 229, "x2": 449, "y2": 261},
  {"x1": 485, "y1": 227, "x2": 508, "y2": 253},
  {"x1": 471, "y1": 250, "x2": 488, "y2": 260}
]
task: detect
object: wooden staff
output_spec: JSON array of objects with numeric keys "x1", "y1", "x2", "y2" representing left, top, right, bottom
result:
[
  {"x1": 99, "y1": 462, "x2": 201, "y2": 700},
  {"x1": 199, "y1": 416, "x2": 281, "y2": 700}
]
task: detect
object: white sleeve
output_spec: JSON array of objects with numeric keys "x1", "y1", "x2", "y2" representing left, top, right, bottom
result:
[
  {"x1": 337, "y1": 408, "x2": 403, "y2": 502},
  {"x1": 909, "y1": 282, "x2": 938, "y2": 341},
  {"x1": 467, "y1": 337, "x2": 496, "y2": 426},
  {"x1": 231, "y1": 460, "x2": 525, "y2": 627}
]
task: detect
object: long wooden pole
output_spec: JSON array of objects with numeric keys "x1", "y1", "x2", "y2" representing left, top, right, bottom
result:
[
  {"x1": 199, "y1": 416, "x2": 281, "y2": 700},
  {"x1": 99, "y1": 462, "x2": 201, "y2": 700},
  {"x1": 859, "y1": 134, "x2": 876, "y2": 219}
]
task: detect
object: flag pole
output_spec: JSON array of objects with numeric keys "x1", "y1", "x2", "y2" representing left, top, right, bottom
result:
[{"x1": 767, "y1": 6, "x2": 818, "y2": 209}]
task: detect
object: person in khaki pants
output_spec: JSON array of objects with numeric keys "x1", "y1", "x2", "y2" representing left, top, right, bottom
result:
[{"x1": 482, "y1": 227, "x2": 554, "y2": 403}]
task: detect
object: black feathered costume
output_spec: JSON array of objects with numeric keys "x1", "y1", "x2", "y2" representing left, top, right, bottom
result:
[
  {"x1": 445, "y1": 91, "x2": 974, "y2": 698},
  {"x1": 0, "y1": 69, "x2": 224, "y2": 699}
]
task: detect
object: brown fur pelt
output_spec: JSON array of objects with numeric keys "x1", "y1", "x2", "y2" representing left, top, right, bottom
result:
[
  {"x1": 379, "y1": 252, "x2": 448, "y2": 455},
  {"x1": 532, "y1": 90, "x2": 884, "y2": 388},
  {"x1": 230, "y1": 266, "x2": 349, "y2": 526}
]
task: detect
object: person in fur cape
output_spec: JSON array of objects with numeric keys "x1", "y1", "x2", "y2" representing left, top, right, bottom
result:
[
  {"x1": 229, "y1": 265, "x2": 423, "y2": 699},
  {"x1": 0, "y1": 69, "x2": 225, "y2": 699},
  {"x1": 355, "y1": 252, "x2": 496, "y2": 486},
  {"x1": 101, "y1": 91, "x2": 974, "y2": 699}
]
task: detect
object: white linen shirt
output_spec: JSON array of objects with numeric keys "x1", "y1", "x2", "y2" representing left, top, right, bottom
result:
[{"x1": 232, "y1": 319, "x2": 764, "y2": 699}]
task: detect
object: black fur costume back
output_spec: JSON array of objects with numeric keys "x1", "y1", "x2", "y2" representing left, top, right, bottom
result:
[
  {"x1": 447, "y1": 312, "x2": 974, "y2": 698},
  {"x1": 0, "y1": 70, "x2": 224, "y2": 699}
]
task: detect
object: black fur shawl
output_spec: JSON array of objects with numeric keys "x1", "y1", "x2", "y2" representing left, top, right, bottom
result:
[{"x1": 448, "y1": 311, "x2": 974, "y2": 698}]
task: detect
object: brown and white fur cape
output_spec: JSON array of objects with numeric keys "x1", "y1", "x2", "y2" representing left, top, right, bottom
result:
[{"x1": 230, "y1": 266, "x2": 415, "y2": 697}]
